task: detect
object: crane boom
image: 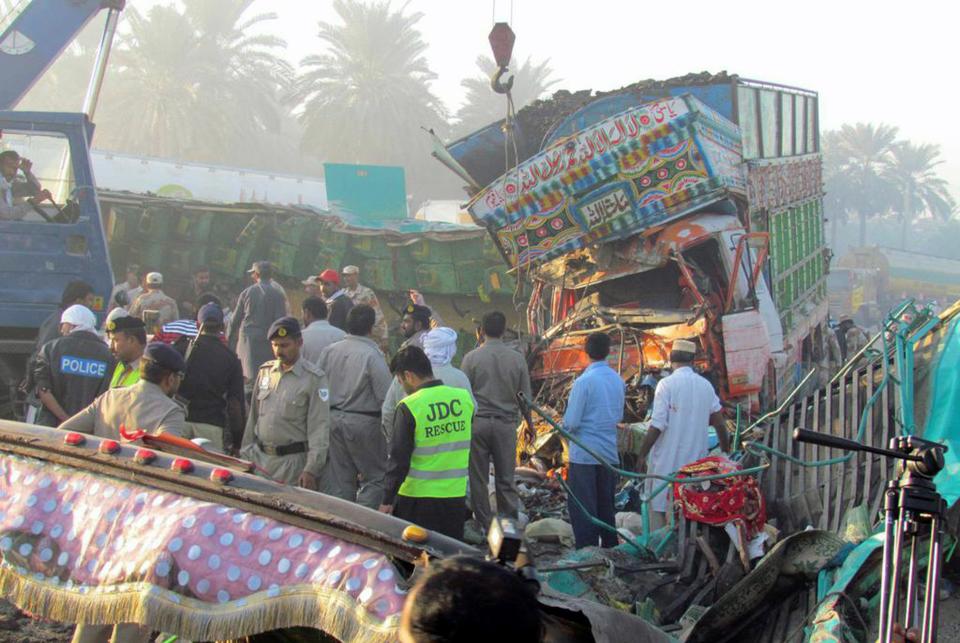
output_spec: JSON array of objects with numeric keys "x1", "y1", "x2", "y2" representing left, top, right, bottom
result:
[{"x1": 0, "y1": 0, "x2": 124, "y2": 110}]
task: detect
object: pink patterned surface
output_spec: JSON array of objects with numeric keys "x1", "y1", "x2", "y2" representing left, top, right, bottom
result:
[{"x1": 0, "y1": 454, "x2": 406, "y2": 622}]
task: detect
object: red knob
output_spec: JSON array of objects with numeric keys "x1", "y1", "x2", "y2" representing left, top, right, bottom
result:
[
  {"x1": 134, "y1": 448, "x2": 156, "y2": 464},
  {"x1": 99, "y1": 439, "x2": 120, "y2": 454},
  {"x1": 210, "y1": 468, "x2": 233, "y2": 484},
  {"x1": 64, "y1": 433, "x2": 86, "y2": 447},
  {"x1": 171, "y1": 458, "x2": 193, "y2": 474}
]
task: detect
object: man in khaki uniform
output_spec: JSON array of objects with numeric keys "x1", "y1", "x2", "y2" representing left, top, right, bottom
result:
[
  {"x1": 342, "y1": 265, "x2": 388, "y2": 350},
  {"x1": 241, "y1": 317, "x2": 330, "y2": 489},
  {"x1": 317, "y1": 305, "x2": 392, "y2": 509},
  {"x1": 60, "y1": 342, "x2": 187, "y2": 439},
  {"x1": 62, "y1": 342, "x2": 187, "y2": 643},
  {"x1": 129, "y1": 272, "x2": 180, "y2": 329}
]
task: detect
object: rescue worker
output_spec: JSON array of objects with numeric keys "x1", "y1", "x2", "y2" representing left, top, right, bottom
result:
[
  {"x1": 382, "y1": 327, "x2": 474, "y2": 442},
  {"x1": 228, "y1": 261, "x2": 289, "y2": 387},
  {"x1": 380, "y1": 346, "x2": 475, "y2": 540},
  {"x1": 342, "y1": 265, "x2": 388, "y2": 350},
  {"x1": 636, "y1": 339, "x2": 731, "y2": 531},
  {"x1": 461, "y1": 311, "x2": 531, "y2": 533},
  {"x1": 562, "y1": 332, "x2": 625, "y2": 548},
  {"x1": 105, "y1": 313, "x2": 146, "y2": 388},
  {"x1": 59, "y1": 342, "x2": 188, "y2": 439},
  {"x1": 33, "y1": 304, "x2": 113, "y2": 427},
  {"x1": 317, "y1": 305, "x2": 391, "y2": 508},
  {"x1": 399, "y1": 303, "x2": 432, "y2": 350},
  {"x1": 240, "y1": 317, "x2": 330, "y2": 488},
  {"x1": 129, "y1": 272, "x2": 179, "y2": 328},
  {"x1": 300, "y1": 295, "x2": 345, "y2": 365},
  {"x1": 318, "y1": 268, "x2": 353, "y2": 331},
  {"x1": 176, "y1": 303, "x2": 245, "y2": 454}
]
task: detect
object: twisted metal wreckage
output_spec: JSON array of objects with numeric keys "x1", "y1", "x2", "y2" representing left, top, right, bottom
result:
[{"x1": 434, "y1": 72, "x2": 960, "y2": 641}]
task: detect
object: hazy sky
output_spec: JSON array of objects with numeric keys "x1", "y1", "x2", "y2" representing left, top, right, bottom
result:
[{"x1": 126, "y1": 0, "x2": 960, "y2": 197}]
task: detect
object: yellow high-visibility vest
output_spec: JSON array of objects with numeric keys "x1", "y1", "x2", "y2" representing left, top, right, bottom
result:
[{"x1": 398, "y1": 384, "x2": 474, "y2": 498}]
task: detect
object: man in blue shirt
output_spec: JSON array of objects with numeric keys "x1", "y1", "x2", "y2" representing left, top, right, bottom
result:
[{"x1": 563, "y1": 332, "x2": 625, "y2": 548}]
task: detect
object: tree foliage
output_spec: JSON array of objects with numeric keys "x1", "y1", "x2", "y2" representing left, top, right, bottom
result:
[
  {"x1": 452, "y1": 55, "x2": 559, "y2": 138},
  {"x1": 289, "y1": 0, "x2": 458, "y2": 204},
  {"x1": 824, "y1": 123, "x2": 956, "y2": 252},
  {"x1": 92, "y1": 1, "x2": 293, "y2": 167}
]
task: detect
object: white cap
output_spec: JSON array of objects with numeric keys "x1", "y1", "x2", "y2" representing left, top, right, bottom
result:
[
  {"x1": 106, "y1": 307, "x2": 130, "y2": 324},
  {"x1": 146, "y1": 272, "x2": 163, "y2": 286},
  {"x1": 341, "y1": 265, "x2": 360, "y2": 275},
  {"x1": 672, "y1": 339, "x2": 697, "y2": 355},
  {"x1": 301, "y1": 275, "x2": 321, "y2": 286},
  {"x1": 60, "y1": 304, "x2": 96, "y2": 331}
]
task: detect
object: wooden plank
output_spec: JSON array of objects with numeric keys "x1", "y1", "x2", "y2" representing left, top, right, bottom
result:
[
  {"x1": 769, "y1": 414, "x2": 781, "y2": 504},
  {"x1": 831, "y1": 371, "x2": 848, "y2": 532},
  {"x1": 863, "y1": 362, "x2": 876, "y2": 510},
  {"x1": 784, "y1": 402, "x2": 796, "y2": 516},
  {"x1": 811, "y1": 391, "x2": 822, "y2": 528},
  {"x1": 821, "y1": 376, "x2": 833, "y2": 530},
  {"x1": 851, "y1": 367, "x2": 862, "y2": 506},
  {"x1": 872, "y1": 371, "x2": 894, "y2": 519}
]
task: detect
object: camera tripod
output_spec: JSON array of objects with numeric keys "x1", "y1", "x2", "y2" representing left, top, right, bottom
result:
[{"x1": 794, "y1": 429, "x2": 947, "y2": 643}]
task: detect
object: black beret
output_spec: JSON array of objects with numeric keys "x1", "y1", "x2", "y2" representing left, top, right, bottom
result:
[
  {"x1": 143, "y1": 342, "x2": 186, "y2": 372},
  {"x1": 403, "y1": 304, "x2": 431, "y2": 324},
  {"x1": 268, "y1": 316, "x2": 301, "y2": 340},
  {"x1": 105, "y1": 315, "x2": 146, "y2": 333}
]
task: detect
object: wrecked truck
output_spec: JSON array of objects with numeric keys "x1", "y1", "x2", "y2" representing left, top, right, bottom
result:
[{"x1": 440, "y1": 73, "x2": 828, "y2": 415}]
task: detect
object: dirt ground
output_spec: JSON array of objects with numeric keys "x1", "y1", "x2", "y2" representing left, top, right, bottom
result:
[{"x1": 0, "y1": 599, "x2": 72, "y2": 642}]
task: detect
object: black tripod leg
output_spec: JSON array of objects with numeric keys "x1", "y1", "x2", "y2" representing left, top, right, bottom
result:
[
  {"x1": 904, "y1": 529, "x2": 920, "y2": 630},
  {"x1": 884, "y1": 501, "x2": 910, "y2": 643},
  {"x1": 921, "y1": 513, "x2": 943, "y2": 642},
  {"x1": 880, "y1": 483, "x2": 898, "y2": 640}
]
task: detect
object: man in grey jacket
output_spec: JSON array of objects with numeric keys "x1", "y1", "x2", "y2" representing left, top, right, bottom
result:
[{"x1": 228, "y1": 261, "x2": 288, "y2": 386}]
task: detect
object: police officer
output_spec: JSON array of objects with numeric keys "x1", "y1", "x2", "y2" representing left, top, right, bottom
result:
[
  {"x1": 380, "y1": 346, "x2": 474, "y2": 540},
  {"x1": 399, "y1": 303, "x2": 432, "y2": 350},
  {"x1": 33, "y1": 304, "x2": 113, "y2": 427},
  {"x1": 228, "y1": 261, "x2": 289, "y2": 386},
  {"x1": 240, "y1": 317, "x2": 331, "y2": 489},
  {"x1": 60, "y1": 342, "x2": 188, "y2": 439},
  {"x1": 317, "y1": 305, "x2": 392, "y2": 509},
  {"x1": 176, "y1": 303, "x2": 245, "y2": 454},
  {"x1": 105, "y1": 314, "x2": 146, "y2": 388}
]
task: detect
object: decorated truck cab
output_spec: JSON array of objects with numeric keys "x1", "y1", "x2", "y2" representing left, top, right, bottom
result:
[{"x1": 442, "y1": 73, "x2": 828, "y2": 415}]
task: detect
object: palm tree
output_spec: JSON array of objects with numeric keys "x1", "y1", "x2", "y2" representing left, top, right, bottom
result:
[
  {"x1": 289, "y1": 0, "x2": 452, "y2": 206},
  {"x1": 453, "y1": 55, "x2": 560, "y2": 137},
  {"x1": 94, "y1": 1, "x2": 291, "y2": 164},
  {"x1": 823, "y1": 123, "x2": 900, "y2": 247},
  {"x1": 883, "y1": 141, "x2": 956, "y2": 250}
]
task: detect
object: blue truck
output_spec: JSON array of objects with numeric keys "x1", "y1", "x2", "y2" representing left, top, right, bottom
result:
[{"x1": 0, "y1": 0, "x2": 123, "y2": 416}]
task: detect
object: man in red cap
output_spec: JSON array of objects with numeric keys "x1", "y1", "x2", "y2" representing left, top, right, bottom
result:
[{"x1": 319, "y1": 268, "x2": 353, "y2": 332}]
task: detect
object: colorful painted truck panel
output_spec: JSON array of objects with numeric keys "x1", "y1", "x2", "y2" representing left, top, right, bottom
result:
[
  {"x1": 466, "y1": 95, "x2": 745, "y2": 270},
  {"x1": 445, "y1": 74, "x2": 828, "y2": 410}
]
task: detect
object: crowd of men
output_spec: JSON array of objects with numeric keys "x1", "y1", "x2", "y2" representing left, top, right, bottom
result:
[{"x1": 22, "y1": 260, "x2": 541, "y2": 544}]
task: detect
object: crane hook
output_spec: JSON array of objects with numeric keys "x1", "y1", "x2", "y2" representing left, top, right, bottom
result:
[{"x1": 490, "y1": 66, "x2": 514, "y2": 95}]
